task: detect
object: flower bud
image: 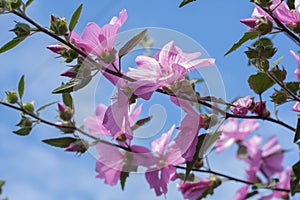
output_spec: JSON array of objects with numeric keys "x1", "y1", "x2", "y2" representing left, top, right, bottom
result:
[
  {"x1": 65, "y1": 139, "x2": 89, "y2": 154},
  {"x1": 46, "y1": 44, "x2": 66, "y2": 54},
  {"x1": 287, "y1": 23, "x2": 300, "y2": 34},
  {"x1": 10, "y1": 22, "x2": 31, "y2": 38},
  {"x1": 16, "y1": 116, "x2": 33, "y2": 128},
  {"x1": 50, "y1": 14, "x2": 68, "y2": 36},
  {"x1": 23, "y1": 101, "x2": 34, "y2": 113},
  {"x1": 6, "y1": 0, "x2": 22, "y2": 9},
  {"x1": 255, "y1": 17, "x2": 273, "y2": 35},
  {"x1": 57, "y1": 103, "x2": 73, "y2": 121},
  {"x1": 240, "y1": 18, "x2": 260, "y2": 29},
  {"x1": 202, "y1": 114, "x2": 219, "y2": 129},
  {"x1": 253, "y1": 0, "x2": 272, "y2": 8},
  {"x1": 60, "y1": 68, "x2": 78, "y2": 78},
  {"x1": 5, "y1": 90, "x2": 18, "y2": 104}
]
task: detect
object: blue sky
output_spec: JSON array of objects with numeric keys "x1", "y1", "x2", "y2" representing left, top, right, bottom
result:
[{"x1": 0, "y1": 0, "x2": 299, "y2": 199}]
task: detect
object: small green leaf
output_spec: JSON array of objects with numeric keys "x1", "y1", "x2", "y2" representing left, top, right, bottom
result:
[
  {"x1": 179, "y1": 0, "x2": 196, "y2": 8},
  {"x1": 25, "y1": 0, "x2": 34, "y2": 7},
  {"x1": 0, "y1": 38, "x2": 24, "y2": 54},
  {"x1": 69, "y1": 3, "x2": 83, "y2": 32},
  {"x1": 13, "y1": 127, "x2": 32, "y2": 136},
  {"x1": 131, "y1": 116, "x2": 152, "y2": 131},
  {"x1": 119, "y1": 29, "x2": 147, "y2": 58},
  {"x1": 286, "y1": 82, "x2": 300, "y2": 94},
  {"x1": 291, "y1": 160, "x2": 300, "y2": 195},
  {"x1": 0, "y1": 180, "x2": 5, "y2": 194},
  {"x1": 185, "y1": 134, "x2": 206, "y2": 181},
  {"x1": 120, "y1": 171, "x2": 129, "y2": 190},
  {"x1": 18, "y1": 75, "x2": 25, "y2": 99},
  {"x1": 248, "y1": 72, "x2": 274, "y2": 95},
  {"x1": 36, "y1": 101, "x2": 59, "y2": 113},
  {"x1": 287, "y1": 0, "x2": 295, "y2": 9},
  {"x1": 295, "y1": 116, "x2": 300, "y2": 143},
  {"x1": 62, "y1": 93, "x2": 73, "y2": 109},
  {"x1": 42, "y1": 137, "x2": 77, "y2": 148},
  {"x1": 272, "y1": 56, "x2": 284, "y2": 67},
  {"x1": 225, "y1": 32, "x2": 259, "y2": 56}
]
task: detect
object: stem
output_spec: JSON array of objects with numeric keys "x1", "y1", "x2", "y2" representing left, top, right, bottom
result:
[
  {"x1": 175, "y1": 165, "x2": 293, "y2": 193},
  {"x1": 8, "y1": 10, "x2": 295, "y2": 133},
  {"x1": 0, "y1": 101, "x2": 130, "y2": 151}
]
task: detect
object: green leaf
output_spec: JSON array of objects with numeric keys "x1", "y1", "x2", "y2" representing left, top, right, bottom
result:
[
  {"x1": 295, "y1": 116, "x2": 300, "y2": 143},
  {"x1": 18, "y1": 75, "x2": 25, "y2": 99},
  {"x1": 179, "y1": 0, "x2": 196, "y2": 8},
  {"x1": 291, "y1": 160, "x2": 300, "y2": 195},
  {"x1": 287, "y1": 0, "x2": 295, "y2": 9},
  {"x1": 237, "y1": 144, "x2": 248, "y2": 159},
  {"x1": 62, "y1": 93, "x2": 73, "y2": 109},
  {"x1": 119, "y1": 29, "x2": 147, "y2": 58},
  {"x1": 185, "y1": 134, "x2": 206, "y2": 181},
  {"x1": 13, "y1": 127, "x2": 32, "y2": 136},
  {"x1": 120, "y1": 171, "x2": 129, "y2": 190},
  {"x1": 286, "y1": 82, "x2": 300, "y2": 94},
  {"x1": 69, "y1": 3, "x2": 83, "y2": 32},
  {"x1": 0, "y1": 180, "x2": 5, "y2": 195},
  {"x1": 0, "y1": 38, "x2": 24, "y2": 54},
  {"x1": 36, "y1": 101, "x2": 59, "y2": 113},
  {"x1": 272, "y1": 56, "x2": 284, "y2": 67},
  {"x1": 248, "y1": 72, "x2": 274, "y2": 95},
  {"x1": 224, "y1": 32, "x2": 259, "y2": 56},
  {"x1": 42, "y1": 137, "x2": 77, "y2": 148},
  {"x1": 131, "y1": 116, "x2": 152, "y2": 131},
  {"x1": 52, "y1": 77, "x2": 91, "y2": 94},
  {"x1": 25, "y1": 0, "x2": 34, "y2": 7}
]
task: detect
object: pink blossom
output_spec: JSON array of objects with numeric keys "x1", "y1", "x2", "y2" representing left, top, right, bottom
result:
[
  {"x1": 172, "y1": 99, "x2": 206, "y2": 161},
  {"x1": 70, "y1": 9, "x2": 127, "y2": 57},
  {"x1": 46, "y1": 44, "x2": 65, "y2": 54},
  {"x1": 292, "y1": 102, "x2": 300, "y2": 112},
  {"x1": 234, "y1": 185, "x2": 249, "y2": 200},
  {"x1": 242, "y1": 136, "x2": 284, "y2": 181},
  {"x1": 177, "y1": 179, "x2": 212, "y2": 200},
  {"x1": 95, "y1": 143, "x2": 151, "y2": 186},
  {"x1": 127, "y1": 41, "x2": 215, "y2": 100},
  {"x1": 274, "y1": 0, "x2": 300, "y2": 26},
  {"x1": 230, "y1": 96, "x2": 253, "y2": 116},
  {"x1": 145, "y1": 125, "x2": 185, "y2": 196},
  {"x1": 290, "y1": 50, "x2": 300, "y2": 81},
  {"x1": 215, "y1": 118, "x2": 259, "y2": 153}
]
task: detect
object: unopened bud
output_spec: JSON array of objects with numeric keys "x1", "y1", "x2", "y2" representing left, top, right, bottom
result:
[
  {"x1": 65, "y1": 139, "x2": 89, "y2": 154},
  {"x1": 6, "y1": 0, "x2": 22, "y2": 9},
  {"x1": 50, "y1": 14, "x2": 68, "y2": 36},
  {"x1": 23, "y1": 102, "x2": 34, "y2": 113},
  {"x1": 255, "y1": 17, "x2": 273, "y2": 35},
  {"x1": 57, "y1": 103, "x2": 73, "y2": 121},
  {"x1": 55, "y1": 121, "x2": 75, "y2": 133},
  {"x1": 5, "y1": 90, "x2": 18, "y2": 104},
  {"x1": 99, "y1": 49, "x2": 116, "y2": 64},
  {"x1": 46, "y1": 44, "x2": 66, "y2": 54}
]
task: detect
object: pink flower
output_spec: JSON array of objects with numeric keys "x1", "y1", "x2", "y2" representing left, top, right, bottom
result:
[
  {"x1": 230, "y1": 96, "x2": 253, "y2": 116},
  {"x1": 234, "y1": 185, "x2": 249, "y2": 200},
  {"x1": 242, "y1": 136, "x2": 283, "y2": 181},
  {"x1": 215, "y1": 118, "x2": 259, "y2": 153},
  {"x1": 127, "y1": 41, "x2": 215, "y2": 100},
  {"x1": 274, "y1": 0, "x2": 300, "y2": 26},
  {"x1": 95, "y1": 143, "x2": 151, "y2": 186},
  {"x1": 290, "y1": 50, "x2": 300, "y2": 81},
  {"x1": 145, "y1": 125, "x2": 185, "y2": 196},
  {"x1": 177, "y1": 179, "x2": 212, "y2": 200},
  {"x1": 70, "y1": 9, "x2": 127, "y2": 57},
  {"x1": 292, "y1": 102, "x2": 300, "y2": 112}
]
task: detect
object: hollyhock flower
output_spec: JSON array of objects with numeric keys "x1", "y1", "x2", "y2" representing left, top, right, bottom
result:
[
  {"x1": 242, "y1": 136, "x2": 283, "y2": 181},
  {"x1": 215, "y1": 118, "x2": 259, "y2": 153},
  {"x1": 290, "y1": 50, "x2": 300, "y2": 80},
  {"x1": 261, "y1": 136, "x2": 284, "y2": 179},
  {"x1": 234, "y1": 185, "x2": 249, "y2": 200},
  {"x1": 127, "y1": 41, "x2": 215, "y2": 100},
  {"x1": 85, "y1": 100, "x2": 142, "y2": 141},
  {"x1": 292, "y1": 102, "x2": 300, "y2": 112},
  {"x1": 230, "y1": 96, "x2": 253, "y2": 116},
  {"x1": 95, "y1": 143, "x2": 152, "y2": 186},
  {"x1": 70, "y1": 9, "x2": 127, "y2": 58},
  {"x1": 274, "y1": 0, "x2": 300, "y2": 26},
  {"x1": 171, "y1": 97, "x2": 207, "y2": 161},
  {"x1": 177, "y1": 179, "x2": 212, "y2": 200},
  {"x1": 145, "y1": 125, "x2": 185, "y2": 196}
]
